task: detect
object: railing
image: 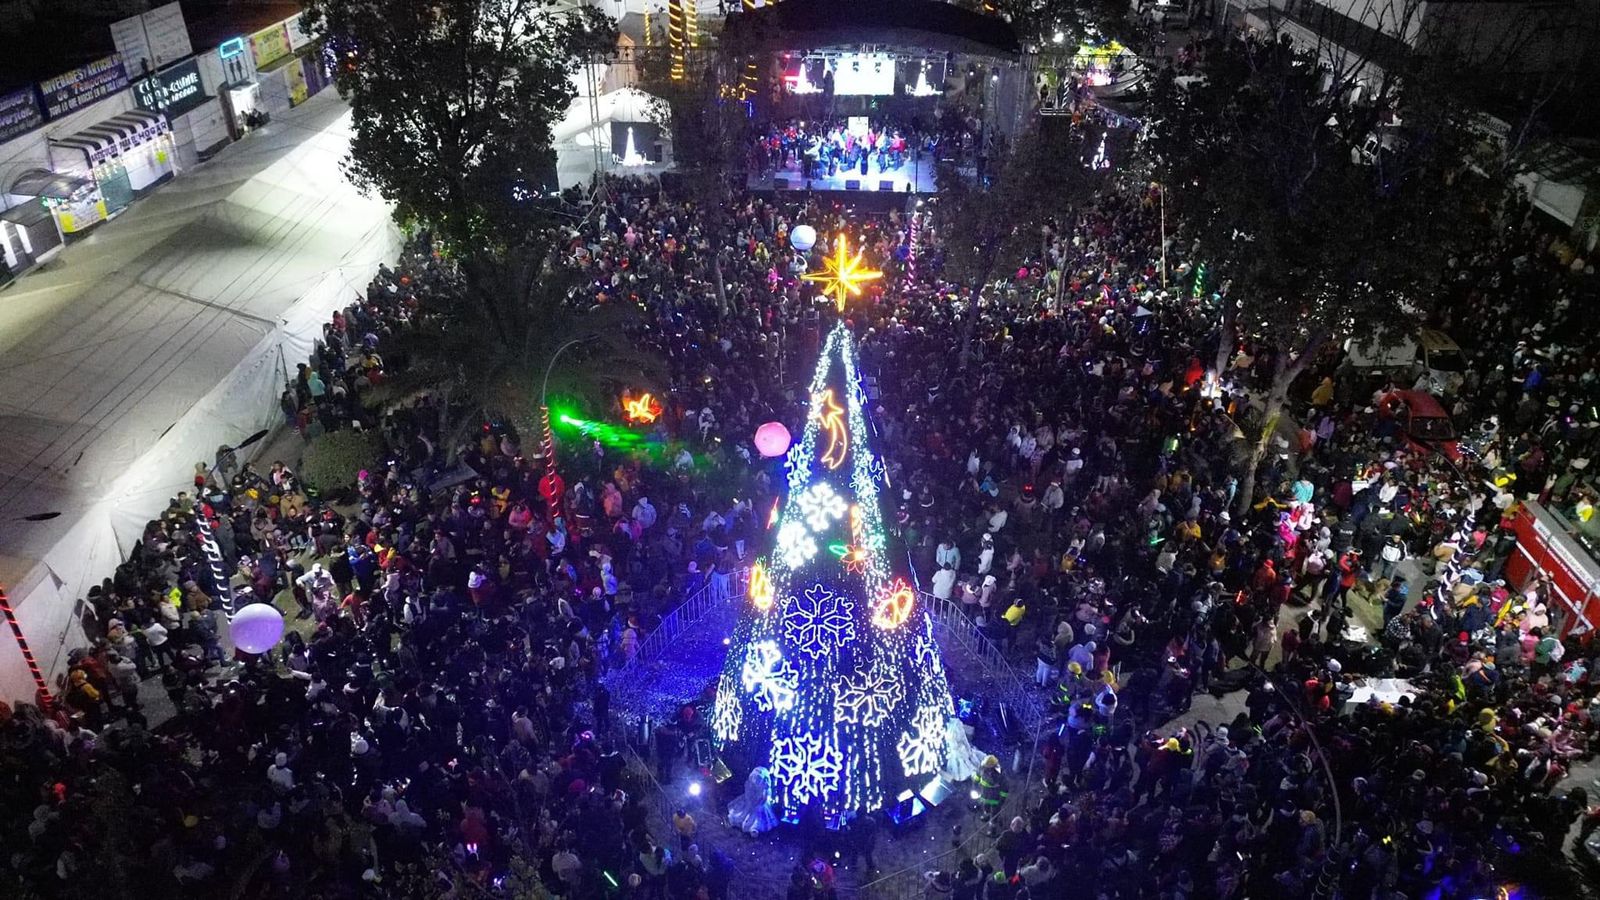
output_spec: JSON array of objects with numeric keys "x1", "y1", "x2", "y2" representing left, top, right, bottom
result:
[
  {"x1": 917, "y1": 591, "x2": 1047, "y2": 731},
  {"x1": 604, "y1": 573, "x2": 1049, "y2": 898},
  {"x1": 607, "y1": 566, "x2": 751, "y2": 684}
]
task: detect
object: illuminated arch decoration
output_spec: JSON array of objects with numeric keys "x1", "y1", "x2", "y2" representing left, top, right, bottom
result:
[{"x1": 711, "y1": 322, "x2": 955, "y2": 819}]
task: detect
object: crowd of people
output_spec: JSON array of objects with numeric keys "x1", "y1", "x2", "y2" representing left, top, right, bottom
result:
[
  {"x1": 5, "y1": 98, "x2": 1600, "y2": 900},
  {"x1": 749, "y1": 115, "x2": 981, "y2": 186}
]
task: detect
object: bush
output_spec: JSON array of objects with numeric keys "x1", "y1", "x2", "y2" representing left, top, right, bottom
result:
[{"x1": 300, "y1": 429, "x2": 380, "y2": 495}]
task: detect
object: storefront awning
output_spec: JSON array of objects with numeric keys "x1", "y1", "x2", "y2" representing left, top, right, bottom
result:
[
  {"x1": 49, "y1": 109, "x2": 169, "y2": 159},
  {"x1": 7, "y1": 167, "x2": 96, "y2": 200}
]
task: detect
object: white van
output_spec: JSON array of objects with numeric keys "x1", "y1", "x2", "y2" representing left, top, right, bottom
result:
[{"x1": 1344, "y1": 328, "x2": 1466, "y2": 396}]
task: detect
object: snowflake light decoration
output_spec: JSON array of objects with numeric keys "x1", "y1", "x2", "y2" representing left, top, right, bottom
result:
[
  {"x1": 740, "y1": 640, "x2": 798, "y2": 713},
  {"x1": 770, "y1": 732, "x2": 843, "y2": 807},
  {"x1": 897, "y1": 705, "x2": 944, "y2": 776},
  {"x1": 785, "y1": 444, "x2": 812, "y2": 495},
  {"x1": 783, "y1": 584, "x2": 856, "y2": 659},
  {"x1": 835, "y1": 668, "x2": 905, "y2": 728},
  {"x1": 711, "y1": 675, "x2": 743, "y2": 741},
  {"x1": 775, "y1": 521, "x2": 818, "y2": 569},
  {"x1": 797, "y1": 482, "x2": 848, "y2": 533}
]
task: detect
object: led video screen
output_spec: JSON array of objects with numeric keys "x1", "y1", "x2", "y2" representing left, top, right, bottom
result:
[{"x1": 830, "y1": 54, "x2": 895, "y2": 96}]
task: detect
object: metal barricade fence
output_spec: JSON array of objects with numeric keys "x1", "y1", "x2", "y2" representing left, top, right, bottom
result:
[
  {"x1": 917, "y1": 592, "x2": 1046, "y2": 732},
  {"x1": 609, "y1": 566, "x2": 751, "y2": 684},
  {"x1": 605, "y1": 574, "x2": 1048, "y2": 899}
]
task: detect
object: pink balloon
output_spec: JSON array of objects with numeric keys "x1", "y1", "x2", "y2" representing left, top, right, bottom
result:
[
  {"x1": 231, "y1": 602, "x2": 286, "y2": 655},
  {"x1": 754, "y1": 421, "x2": 792, "y2": 458}
]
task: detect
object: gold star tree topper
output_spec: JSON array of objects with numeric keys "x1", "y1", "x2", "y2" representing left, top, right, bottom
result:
[{"x1": 803, "y1": 234, "x2": 883, "y2": 312}]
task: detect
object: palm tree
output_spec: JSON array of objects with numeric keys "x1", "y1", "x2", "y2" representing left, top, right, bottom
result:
[{"x1": 379, "y1": 237, "x2": 663, "y2": 479}]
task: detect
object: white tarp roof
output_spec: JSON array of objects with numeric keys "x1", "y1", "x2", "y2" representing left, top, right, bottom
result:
[
  {"x1": 552, "y1": 87, "x2": 664, "y2": 145},
  {"x1": 0, "y1": 94, "x2": 397, "y2": 701}
]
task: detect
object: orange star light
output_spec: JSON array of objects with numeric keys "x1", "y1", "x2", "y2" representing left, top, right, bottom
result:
[
  {"x1": 622, "y1": 392, "x2": 662, "y2": 424},
  {"x1": 803, "y1": 234, "x2": 882, "y2": 312}
]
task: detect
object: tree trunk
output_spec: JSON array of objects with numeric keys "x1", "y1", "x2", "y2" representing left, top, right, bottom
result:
[
  {"x1": 1235, "y1": 379, "x2": 1286, "y2": 517},
  {"x1": 712, "y1": 252, "x2": 728, "y2": 314},
  {"x1": 1213, "y1": 295, "x2": 1237, "y2": 382},
  {"x1": 1235, "y1": 330, "x2": 1326, "y2": 515}
]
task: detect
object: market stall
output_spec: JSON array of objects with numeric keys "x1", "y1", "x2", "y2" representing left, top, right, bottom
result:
[{"x1": 48, "y1": 109, "x2": 175, "y2": 213}]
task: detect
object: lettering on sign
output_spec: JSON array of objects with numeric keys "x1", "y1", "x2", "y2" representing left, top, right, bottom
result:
[
  {"x1": 0, "y1": 88, "x2": 44, "y2": 142},
  {"x1": 39, "y1": 56, "x2": 130, "y2": 118},
  {"x1": 132, "y1": 59, "x2": 210, "y2": 120}
]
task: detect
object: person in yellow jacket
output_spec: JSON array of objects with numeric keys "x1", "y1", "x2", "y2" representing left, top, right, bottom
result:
[{"x1": 973, "y1": 756, "x2": 1008, "y2": 820}]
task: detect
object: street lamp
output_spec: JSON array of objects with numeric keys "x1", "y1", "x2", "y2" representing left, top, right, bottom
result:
[{"x1": 538, "y1": 338, "x2": 591, "y2": 514}]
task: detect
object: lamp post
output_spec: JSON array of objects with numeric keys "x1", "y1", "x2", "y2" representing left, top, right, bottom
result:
[{"x1": 538, "y1": 338, "x2": 589, "y2": 515}]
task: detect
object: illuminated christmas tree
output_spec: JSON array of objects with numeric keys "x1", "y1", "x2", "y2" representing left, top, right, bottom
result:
[{"x1": 712, "y1": 318, "x2": 956, "y2": 820}]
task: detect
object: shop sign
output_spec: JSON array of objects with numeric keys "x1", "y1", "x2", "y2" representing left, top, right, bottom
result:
[
  {"x1": 133, "y1": 59, "x2": 210, "y2": 120},
  {"x1": 285, "y1": 13, "x2": 315, "y2": 51},
  {"x1": 39, "y1": 56, "x2": 130, "y2": 118},
  {"x1": 251, "y1": 23, "x2": 294, "y2": 69},
  {"x1": 110, "y1": 2, "x2": 193, "y2": 77},
  {"x1": 0, "y1": 87, "x2": 44, "y2": 143}
]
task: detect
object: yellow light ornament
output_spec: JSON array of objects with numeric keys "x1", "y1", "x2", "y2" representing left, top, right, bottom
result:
[
  {"x1": 803, "y1": 234, "x2": 883, "y2": 312},
  {"x1": 749, "y1": 562, "x2": 775, "y2": 612}
]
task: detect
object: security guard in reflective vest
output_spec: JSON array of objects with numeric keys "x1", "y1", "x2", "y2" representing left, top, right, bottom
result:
[{"x1": 974, "y1": 755, "x2": 1008, "y2": 819}]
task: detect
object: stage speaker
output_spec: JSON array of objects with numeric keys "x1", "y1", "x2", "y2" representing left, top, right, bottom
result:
[
  {"x1": 775, "y1": 178, "x2": 792, "y2": 190},
  {"x1": 845, "y1": 179, "x2": 861, "y2": 190},
  {"x1": 879, "y1": 180, "x2": 895, "y2": 191}
]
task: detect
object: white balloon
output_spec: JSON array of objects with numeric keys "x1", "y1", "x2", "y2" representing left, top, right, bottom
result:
[
  {"x1": 790, "y1": 224, "x2": 817, "y2": 252},
  {"x1": 231, "y1": 602, "x2": 286, "y2": 655}
]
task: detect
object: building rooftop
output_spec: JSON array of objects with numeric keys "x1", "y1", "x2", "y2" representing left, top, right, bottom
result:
[{"x1": 0, "y1": 1, "x2": 304, "y2": 94}]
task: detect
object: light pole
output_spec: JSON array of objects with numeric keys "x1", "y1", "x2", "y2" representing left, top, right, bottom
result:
[{"x1": 538, "y1": 338, "x2": 590, "y2": 515}]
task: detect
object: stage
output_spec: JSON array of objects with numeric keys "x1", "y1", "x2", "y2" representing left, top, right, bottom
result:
[{"x1": 747, "y1": 157, "x2": 938, "y2": 194}]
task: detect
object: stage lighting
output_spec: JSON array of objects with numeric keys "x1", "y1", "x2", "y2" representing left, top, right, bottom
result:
[
  {"x1": 969, "y1": 789, "x2": 981, "y2": 800},
  {"x1": 688, "y1": 781, "x2": 703, "y2": 797},
  {"x1": 1053, "y1": 31, "x2": 1064, "y2": 44}
]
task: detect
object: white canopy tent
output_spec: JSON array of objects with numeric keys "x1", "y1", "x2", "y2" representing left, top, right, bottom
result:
[
  {"x1": 553, "y1": 86, "x2": 674, "y2": 189},
  {"x1": 0, "y1": 95, "x2": 397, "y2": 702}
]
